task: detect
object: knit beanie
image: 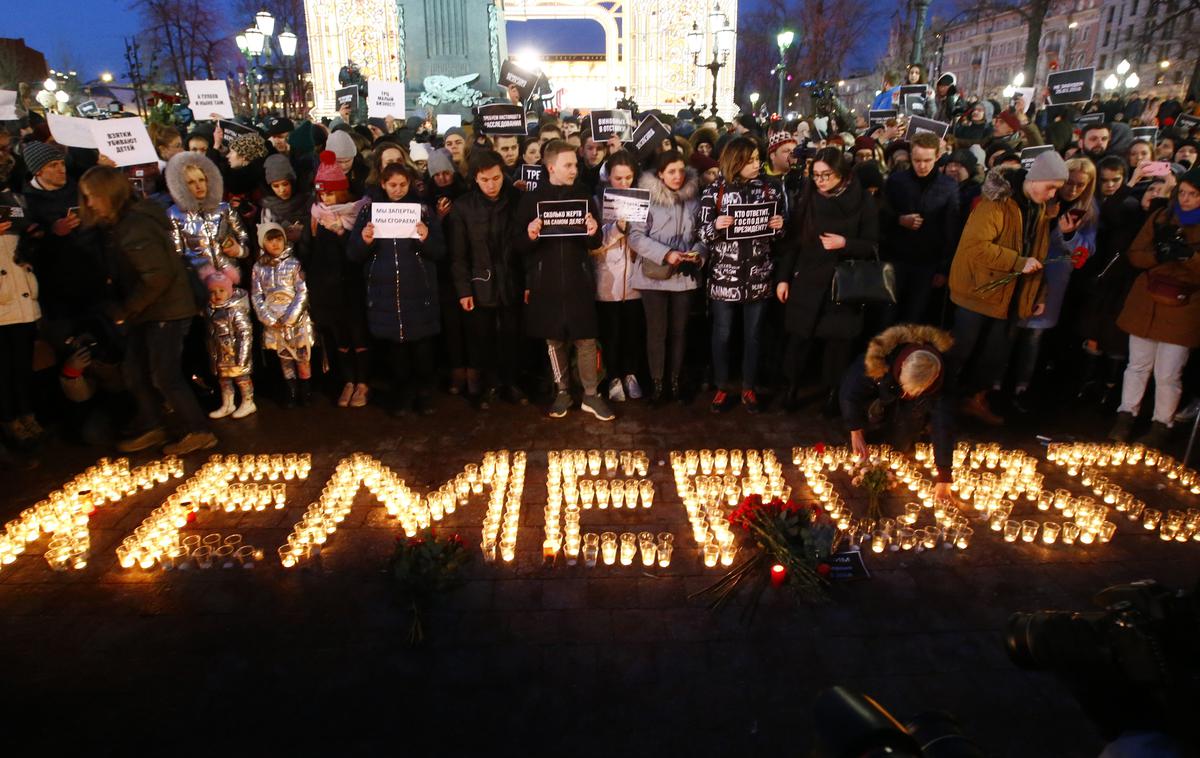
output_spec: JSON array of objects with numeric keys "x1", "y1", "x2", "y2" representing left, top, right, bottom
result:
[
  {"x1": 768, "y1": 130, "x2": 797, "y2": 155},
  {"x1": 995, "y1": 110, "x2": 1022, "y2": 133},
  {"x1": 689, "y1": 152, "x2": 718, "y2": 173},
  {"x1": 313, "y1": 150, "x2": 349, "y2": 193},
  {"x1": 853, "y1": 135, "x2": 877, "y2": 153},
  {"x1": 408, "y1": 141, "x2": 430, "y2": 162},
  {"x1": 427, "y1": 147, "x2": 455, "y2": 175},
  {"x1": 327, "y1": 129, "x2": 357, "y2": 160},
  {"x1": 256, "y1": 221, "x2": 286, "y2": 249},
  {"x1": 264, "y1": 153, "x2": 295, "y2": 184},
  {"x1": 947, "y1": 148, "x2": 978, "y2": 173},
  {"x1": 228, "y1": 132, "x2": 268, "y2": 163},
  {"x1": 23, "y1": 141, "x2": 64, "y2": 176},
  {"x1": 443, "y1": 126, "x2": 467, "y2": 142},
  {"x1": 288, "y1": 120, "x2": 315, "y2": 156},
  {"x1": 1027, "y1": 150, "x2": 1069, "y2": 183},
  {"x1": 1180, "y1": 166, "x2": 1200, "y2": 192}
]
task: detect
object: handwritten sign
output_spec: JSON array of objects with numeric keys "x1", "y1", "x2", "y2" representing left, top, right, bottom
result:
[
  {"x1": 519, "y1": 163, "x2": 546, "y2": 192},
  {"x1": 630, "y1": 114, "x2": 671, "y2": 161},
  {"x1": 0, "y1": 90, "x2": 17, "y2": 121},
  {"x1": 92, "y1": 119, "x2": 158, "y2": 167},
  {"x1": 368, "y1": 81, "x2": 406, "y2": 119},
  {"x1": 726, "y1": 201, "x2": 777, "y2": 240},
  {"x1": 476, "y1": 103, "x2": 526, "y2": 136},
  {"x1": 602, "y1": 188, "x2": 651, "y2": 223},
  {"x1": 537, "y1": 199, "x2": 589, "y2": 237},
  {"x1": 903, "y1": 115, "x2": 950, "y2": 140},
  {"x1": 436, "y1": 114, "x2": 462, "y2": 135},
  {"x1": 1020, "y1": 144, "x2": 1056, "y2": 171},
  {"x1": 370, "y1": 202, "x2": 422, "y2": 239},
  {"x1": 184, "y1": 80, "x2": 234, "y2": 119},
  {"x1": 499, "y1": 60, "x2": 536, "y2": 101},
  {"x1": 1047, "y1": 67, "x2": 1094, "y2": 105},
  {"x1": 588, "y1": 109, "x2": 632, "y2": 141}
]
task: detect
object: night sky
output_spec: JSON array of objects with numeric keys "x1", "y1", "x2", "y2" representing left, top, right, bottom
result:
[{"x1": 11, "y1": 0, "x2": 937, "y2": 83}]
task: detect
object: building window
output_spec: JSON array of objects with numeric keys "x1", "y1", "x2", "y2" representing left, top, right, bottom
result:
[
  {"x1": 1131, "y1": 0, "x2": 1139, "y2": 14},
  {"x1": 1099, "y1": 54, "x2": 1107, "y2": 68}
]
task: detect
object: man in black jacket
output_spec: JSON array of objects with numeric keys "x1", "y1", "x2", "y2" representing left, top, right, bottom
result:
[
  {"x1": 840, "y1": 325, "x2": 956, "y2": 500},
  {"x1": 513, "y1": 139, "x2": 612, "y2": 421},
  {"x1": 882, "y1": 132, "x2": 960, "y2": 324},
  {"x1": 448, "y1": 150, "x2": 528, "y2": 409}
]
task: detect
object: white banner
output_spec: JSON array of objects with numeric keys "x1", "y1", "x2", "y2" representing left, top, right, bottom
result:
[
  {"x1": 371, "y1": 202, "x2": 422, "y2": 239},
  {"x1": 184, "y1": 80, "x2": 234, "y2": 120},
  {"x1": 0, "y1": 90, "x2": 18, "y2": 121},
  {"x1": 435, "y1": 114, "x2": 462, "y2": 134},
  {"x1": 91, "y1": 119, "x2": 159, "y2": 167},
  {"x1": 368, "y1": 81, "x2": 406, "y2": 119}
]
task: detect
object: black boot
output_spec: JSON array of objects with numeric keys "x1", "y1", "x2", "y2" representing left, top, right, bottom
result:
[
  {"x1": 819, "y1": 389, "x2": 841, "y2": 419},
  {"x1": 650, "y1": 380, "x2": 666, "y2": 406},
  {"x1": 283, "y1": 378, "x2": 299, "y2": 409},
  {"x1": 1075, "y1": 350, "x2": 1102, "y2": 402},
  {"x1": 780, "y1": 385, "x2": 800, "y2": 413},
  {"x1": 672, "y1": 378, "x2": 688, "y2": 406},
  {"x1": 297, "y1": 379, "x2": 311, "y2": 407}
]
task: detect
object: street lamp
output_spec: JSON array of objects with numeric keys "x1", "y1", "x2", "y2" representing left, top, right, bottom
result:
[
  {"x1": 1125, "y1": 72, "x2": 1140, "y2": 89},
  {"x1": 100, "y1": 72, "x2": 113, "y2": 83},
  {"x1": 1103, "y1": 74, "x2": 1119, "y2": 91},
  {"x1": 1117, "y1": 59, "x2": 1131, "y2": 76},
  {"x1": 1160, "y1": 59, "x2": 1170, "y2": 70},
  {"x1": 278, "y1": 29, "x2": 298, "y2": 58},
  {"x1": 775, "y1": 30, "x2": 794, "y2": 117},
  {"x1": 687, "y1": 2, "x2": 735, "y2": 117},
  {"x1": 749, "y1": 91, "x2": 760, "y2": 112},
  {"x1": 43, "y1": 77, "x2": 57, "y2": 92},
  {"x1": 255, "y1": 10, "x2": 275, "y2": 36}
]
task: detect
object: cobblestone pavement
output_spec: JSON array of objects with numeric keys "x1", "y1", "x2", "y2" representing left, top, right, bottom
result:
[{"x1": 3, "y1": 391, "x2": 1198, "y2": 756}]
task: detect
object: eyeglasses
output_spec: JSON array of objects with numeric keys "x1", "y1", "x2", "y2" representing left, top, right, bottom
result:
[{"x1": 812, "y1": 171, "x2": 837, "y2": 181}]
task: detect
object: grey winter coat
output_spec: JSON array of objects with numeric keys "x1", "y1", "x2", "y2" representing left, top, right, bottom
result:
[
  {"x1": 164, "y1": 152, "x2": 249, "y2": 277},
  {"x1": 628, "y1": 170, "x2": 705, "y2": 292}
]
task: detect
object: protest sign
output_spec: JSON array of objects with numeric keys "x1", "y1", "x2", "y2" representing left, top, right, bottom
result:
[
  {"x1": 1075, "y1": 112, "x2": 1106, "y2": 129},
  {"x1": 1131, "y1": 126, "x2": 1158, "y2": 143},
  {"x1": 868, "y1": 109, "x2": 897, "y2": 126},
  {"x1": 903, "y1": 116, "x2": 950, "y2": 140},
  {"x1": 335, "y1": 85, "x2": 359, "y2": 112},
  {"x1": 499, "y1": 60, "x2": 537, "y2": 100},
  {"x1": 601, "y1": 188, "x2": 651, "y2": 224},
  {"x1": 476, "y1": 103, "x2": 526, "y2": 136},
  {"x1": 1176, "y1": 114, "x2": 1200, "y2": 134},
  {"x1": 1047, "y1": 68, "x2": 1094, "y2": 105},
  {"x1": 48, "y1": 113, "x2": 96, "y2": 148},
  {"x1": 185, "y1": 80, "x2": 235, "y2": 119},
  {"x1": 725, "y1": 202, "x2": 777, "y2": 240},
  {"x1": 368, "y1": 81, "x2": 406, "y2": 119},
  {"x1": 520, "y1": 163, "x2": 546, "y2": 192},
  {"x1": 436, "y1": 114, "x2": 463, "y2": 134},
  {"x1": 537, "y1": 200, "x2": 589, "y2": 237},
  {"x1": 371, "y1": 202, "x2": 423, "y2": 239},
  {"x1": 589, "y1": 110, "x2": 632, "y2": 141},
  {"x1": 76, "y1": 100, "x2": 100, "y2": 118},
  {"x1": 1020, "y1": 144, "x2": 1056, "y2": 171},
  {"x1": 630, "y1": 114, "x2": 671, "y2": 161},
  {"x1": 0, "y1": 90, "x2": 17, "y2": 121},
  {"x1": 218, "y1": 119, "x2": 258, "y2": 137},
  {"x1": 91, "y1": 118, "x2": 158, "y2": 167}
]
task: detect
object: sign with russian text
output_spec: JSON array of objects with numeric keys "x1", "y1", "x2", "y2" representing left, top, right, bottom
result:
[
  {"x1": 1020, "y1": 144, "x2": 1056, "y2": 171},
  {"x1": 903, "y1": 116, "x2": 949, "y2": 140},
  {"x1": 1047, "y1": 67, "x2": 1094, "y2": 105},
  {"x1": 520, "y1": 163, "x2": 546, "y2": 192},
  {"x1": 371, "y1": 202, "x2": 422, "y2": 239},
  {"x1": 368, "y1": 81, "x2": 406, "y2": 119},
  {"x1": 185, "y1": 80, "x2": 235, "y2": 120},
  {"x1": 499, "y1": 60, "x2": 537, "y2": 101},
  {"x1": 602, "y1": 188, "x2": 651, "y2": 224},
  {"x1": 630, "y1": 114, "x2": 671, "y2": 161},
  {"x1": 476, "y1": 103, "x2": 526, "y2": 136},
  {"x1": 588, "y1": 109, "x2": 632, "y2": 141},
  {"x1": 537, "y1": 199, "x2": 589, "y2": 237},
  {"x1": 725, "y1": 201, "x2": 777, "y2": 240}
]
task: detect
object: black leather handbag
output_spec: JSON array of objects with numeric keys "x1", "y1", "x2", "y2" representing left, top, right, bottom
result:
[{"x1": 832, "y1": 252, "x2": 897, "y2": 305}]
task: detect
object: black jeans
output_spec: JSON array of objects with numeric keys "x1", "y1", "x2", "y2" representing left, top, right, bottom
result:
[
  {"x1": 949, "y1": 307, "x2": 1016, "y2": 394},
  {"x1": 785, "y1": 334, "x2": 854, "y2": 392},
  {"x1": 890, "y1": 260, "x2": 943, "y2": 326},
  {"x1": 123, "y1": 318, "x2": 208, "y2": 435},
  {"x1": 597, "y1": 299, "x2": 646, "y2": 380},
  {"x1": 0, "y1": 322, "x2": 36, "y2": 422},
  {"x1": 387, "y1": 337, "x2": 436, "y2": 396},
  {"x1": 464, "y1": 305, "x2": 523, "y2": 389},
  {"x1": 640, "y1": 290, "x2": 690, "y2": 383}
]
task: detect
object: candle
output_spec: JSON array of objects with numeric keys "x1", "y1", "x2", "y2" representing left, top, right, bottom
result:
[{"x1": 770, "y1": 563, "x2": 786, "y2": 587}]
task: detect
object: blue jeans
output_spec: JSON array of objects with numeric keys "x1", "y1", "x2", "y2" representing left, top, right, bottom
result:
[
  {"x1": 710, "y1": 299, "x2": 767, "y2": 390},
  {"x1": 122, "y1": 318, "x2": 208, "y2": 435}
]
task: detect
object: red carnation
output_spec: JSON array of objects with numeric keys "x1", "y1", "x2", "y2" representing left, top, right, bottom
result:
[
  {"x1": 1070, "y1": 246, "x2": 1090, "y2": 270},
  {"x1": 814, "y1": 442, "x2": 826, "y2": 455}
]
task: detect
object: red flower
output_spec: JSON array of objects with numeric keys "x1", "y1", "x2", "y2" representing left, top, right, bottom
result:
[
  {"x1": 814, "y1": 442, "x2": 826, "y2": 455},
  {"x1": 1070, "y1": 246, "x2": 1090, "y2": 270},
  {"x1": 817, "y1": 563, "x2": 831, "y2": 577}
]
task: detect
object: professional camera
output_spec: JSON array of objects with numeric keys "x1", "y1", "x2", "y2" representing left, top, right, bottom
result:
[
  {"x1": 1007, "y1": 580, "x2": 1200, "y2": 743},
  {"x1": 812, "y1": 686, "x2": 985, "y2": 757}
]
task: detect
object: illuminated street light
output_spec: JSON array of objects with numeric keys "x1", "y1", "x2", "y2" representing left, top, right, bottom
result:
[
  {"x1": 1103, "y1": 74, "x2": 1119, "y2": 91},
  {"x1": 1116, "y1": 59, "x2": 1131, "y2": 76},
  {"x1": 100, "y1": 72, "x2": 113, "y2": 83},
  {"x1": 43, "y1": 77, "x2": 57, "y2": 92}
]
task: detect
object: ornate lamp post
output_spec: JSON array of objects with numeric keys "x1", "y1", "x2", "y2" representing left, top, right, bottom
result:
[
  {"x1": 687, "y1": 2, "x2": 735, "y2": 117},
  {"x1": 774, "y1": 30, "x2": 794, "y2": 118}
]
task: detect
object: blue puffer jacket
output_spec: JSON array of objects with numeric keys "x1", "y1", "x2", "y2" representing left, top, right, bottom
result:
[
  {"x1": 1019, "y1": 199, "x2": 1098, "y2": 330},
  {"x1": 348, "y1": 196, "x2": 445, "y2": 343}
]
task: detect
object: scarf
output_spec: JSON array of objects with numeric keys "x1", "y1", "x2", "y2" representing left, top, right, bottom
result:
[
  {"x1": 311, "y1": 198, "x2": 366, "y2": 232},
  {"x1": 261, "y1": 190, "x2": 312, "y2": 224},
  {"x1": 1175, "y1": 202, "x2": 1200, "y2": 227}
]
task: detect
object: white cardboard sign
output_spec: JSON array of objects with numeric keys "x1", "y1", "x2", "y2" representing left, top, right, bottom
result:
[
  {"x1": 368, "y1": 81, "x2": 406, "y2": 119},
  {"x1": 371, "y1": 202, "x2": 423, "y2": 239},
  {"x1": 184, "y1": 80, "x2": 235, "y2": 120},
  {"x1": 436, "y1": 114, "x2": 462, "y2": 135},
  {"x1": 48, "y1": 113, "x2": 158, "y2": 166},
  {"x1": 0, "y1": 90, "x2": 18, "y2": 121}
]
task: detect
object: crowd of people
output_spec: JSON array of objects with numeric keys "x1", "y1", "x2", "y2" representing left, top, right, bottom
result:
[{"x1": 1, "y1": 66, "x2": 1198, "y2": 471}]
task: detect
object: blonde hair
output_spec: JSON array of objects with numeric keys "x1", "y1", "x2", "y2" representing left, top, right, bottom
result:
[
  {"x1": 1064, "y1": 157, "x2": 1098, "y2": 226},
  {"x1": 183, "y1": 163, "x2": 206, "y2": 181},
  {"x1": 899, "y1": 350, "x2": 942, "y2": 396},
  {"x1": 77, "y1": 165, "x2": 132, "y2": 227}
]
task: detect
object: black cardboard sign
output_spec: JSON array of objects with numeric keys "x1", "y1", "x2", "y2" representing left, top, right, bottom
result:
[
  {"x1": 335, "y1": 85, "x2": 359, "y2": 111},
  {"x1": 1020, "y1": 144, "x2": 1056, "y2": 170},
  {"x1": 1131, "y1": 126, "x2": 1158, "y2": 143},
  {"x1": 630, "y1": 114, "x2": 671, "y2": 161},
  {"x1": 477, "y1": 103, "x2": 527, "y2": 136},
  {"x1": 1175, "y1": 114, "x2": 1200, "y2": 134},
  {"x1": 519, "y1": 163, "x2": 546, "y2": 191},
  {"x1": 725, "y1": 201, "x2": 777, "y2": 240},
  {"x1": 1075, "y1": 112, "x2": 1106, "y2": 129},
  {"x1": 903, "y1": 115, "x2": 949, "y2": 140},
  {"x1": 588, "y1": 109, "x2": 632, "y2": 141},
  {"x1": 868, "y1": 109, "x2": 897, "y2": 126},
  {"x1": 537, "y1": 199, "x2": 589, "y2": 237},
  {"x1": 1047, "y1": 67, "x2": 1094, "y2": 105},
  {"x1": 826, "y1": 548, "x2": 871, "y2": 581},
  {"x1": 500, "y1": 60, "x2": 536, "y2": 101}
]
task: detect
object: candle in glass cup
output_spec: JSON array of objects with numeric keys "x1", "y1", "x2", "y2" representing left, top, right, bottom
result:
[
  {"x1": 703, "y1": 542, "x2": 720, "y2": 567},
  {"x1": 1021, "y1": 520, "x2": 1039, "y2": 543}
]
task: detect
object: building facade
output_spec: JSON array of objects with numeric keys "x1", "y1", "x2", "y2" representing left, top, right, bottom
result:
[{"x1": 1094, "y1": 0, "x2": 1195, "y2": 96}]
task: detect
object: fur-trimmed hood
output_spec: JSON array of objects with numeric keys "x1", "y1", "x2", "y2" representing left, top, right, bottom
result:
[
  {"x1": 981, "y1": 166, "x2": 1024, "y2": 203},
  {"x1": 637, "y1": 168, "x2": 699, "y2": 206},
  {"x1": 864, "y1": 324, "x2": 954, "y2": 379},
  {"x1": 165, "y1": 151, "x2": 224, "y2": 213}
]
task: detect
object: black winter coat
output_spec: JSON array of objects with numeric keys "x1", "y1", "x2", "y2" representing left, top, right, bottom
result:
[
  {"x1": 1079, "y1": 186, "x2": 1146, "y2": 351},
  {"x1": 774, "y1": 178, "x2": 879, "y2": 339},
  {"x1": 105, "y1": 200, "x2": 198, "y2": 325},
  {"x1": 882, "y1": 168, "x2": 960, "y2": 272},
  {"x1": 513, "y1": 182, "x2": 603, "y2": 341},
  {"x1": 304, "y1": 221, "x2": 367, "y2": 334},
  {"x1": 348, "y1": 198, "x2": 444, "y2": 343},
  {"x1": 447, "y1": 183, "x2": 523, "y2": 308},
  {"x1": 22, "y1": 178, "x2": 108, "y2": 320}
]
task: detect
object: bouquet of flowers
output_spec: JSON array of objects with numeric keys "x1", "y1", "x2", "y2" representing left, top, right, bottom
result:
[
  {"x1": 974, "y1": 246, "x2": 1091, "y2": 295},
  {"x1": 851, "y1": 459, "x2": 897, "y2": 522},
  {"x1": 692, "y1": 495, "x2": 837, "y2": 621},
  {"x1": 389, "y1": 527, "x2": 472, "y2": 645}
]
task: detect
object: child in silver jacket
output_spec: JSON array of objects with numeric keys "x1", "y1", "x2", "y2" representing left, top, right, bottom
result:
[
  {"x1": 252, "y1": 223, "x2": 315, "y2": 407},
  {"x1": 203, "y1": 270, "x2": 256, "y2": 419}
]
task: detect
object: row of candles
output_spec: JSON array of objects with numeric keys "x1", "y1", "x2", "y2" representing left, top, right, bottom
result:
[
  {"x1": 478, "y1": 451, "x2": 527, "y2": 563},
  {"x1": 1048, "y1": 442, "x2": 1200, "y2": 495},
  {"x1": 9, "y1": 456, "x2": 183, "y2": 571},
  {"x1": 118, "y1": 455, "x2": 308, "y2": 569},
  {"x1": 540, "y1": 450, "x2": 670, "y2": 566},
  {"x1": 121, "y1": 532, "x2": 264, "y2": 570}
]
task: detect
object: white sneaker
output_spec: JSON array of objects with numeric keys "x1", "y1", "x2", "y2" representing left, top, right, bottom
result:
[
  {"x1": 624, "y1": 374, "x2": 642, "y2": 400},
  {"x1": 231, "y1": 399, "x2": 257, "y2": 419},
  {"x1": 608, "y1": 378, "x2": 626, "y2": 402}
]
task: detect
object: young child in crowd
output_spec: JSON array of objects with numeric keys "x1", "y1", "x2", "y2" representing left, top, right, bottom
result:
[
  {"x1": 252, "y1": 222, "x2": 316, "y2": 408},
  {"x1": 202, "y1": 270, "x2": 255, "y2": 419}
]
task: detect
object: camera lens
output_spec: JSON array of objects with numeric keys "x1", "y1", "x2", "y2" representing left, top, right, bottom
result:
[{"x1": 1005, "y1": 611, "x2": 1109, "y2": 671}]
